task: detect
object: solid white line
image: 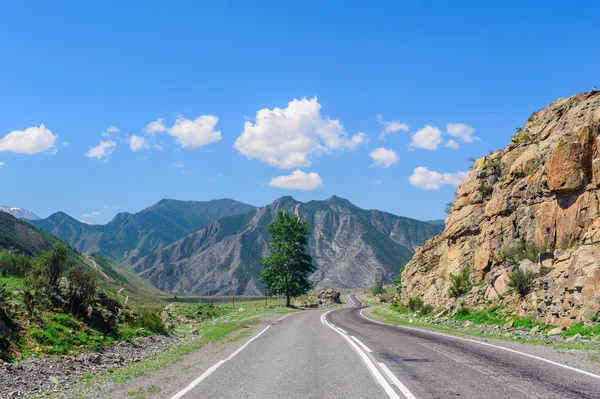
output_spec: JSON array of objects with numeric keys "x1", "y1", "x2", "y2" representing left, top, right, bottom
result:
[
  {"x1": 359, "y1": 309, "x2": 600, "y2": 381},
  {"x1": 347, "y1": 295, "x2": 356, "y2": 307},
  {"x1": 278, "y1": 312, "x2": 300, "y2": 321},
  {"x1": 336, "y1": 327, "x2": 348, "y2": 334},
  {"x1": 379, "y1": 362, "x2": 417, "y2": 399},
  {"x1": 350, "y1": 336, "x2": 372, "y2": 353},
  {"x1": 321, "y1": 311, "x2": 401, "y2": 399},
  {"x1": 169, "y1": 325, "x2": 271, "y2": 399}
]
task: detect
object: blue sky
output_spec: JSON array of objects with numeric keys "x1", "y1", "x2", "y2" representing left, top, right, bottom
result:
[{"x1": 1, "y1": 1, "x2": 599, "y2": 224}]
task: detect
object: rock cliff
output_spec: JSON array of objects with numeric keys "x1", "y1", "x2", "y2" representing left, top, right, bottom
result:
[{"x1": 402, "y1": 90, "x2": 600, "y2": 327}]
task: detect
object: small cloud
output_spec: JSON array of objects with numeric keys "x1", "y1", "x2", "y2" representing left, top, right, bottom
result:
[
  {"x1": 171, "y1": 161, "x2": 185, "y2": 169},
  {"x1": 128, "y1": 135, "x2": 150, "y2": 152},
  {"x1": 445, "y1": 139, "x2": 460, "y2": 149},
  {"x1": 446, "y1": 123, "x2": 478, "y2": 143},
  {"x1": 86, "y1": 126, "x2": 119, "y2": 160},
  {"x1": 0, "y1": 124, "x2": 58, "y2": 154},
  {"x1": 153, "y1": 144, "x2": 164, "y2": 150},
  {"x1": 376, "y1": 114, "x2": 409, "y2": 139},
  {"x1": 409, "y1": 125, "x2": 443, "y2": 150},
  {"x1": 374, "y1": 179, "x2": 382, "y2": 186},
  {"x1": 62, "y1": 141, "x2": 70, "y2": 147},
  {"x1": 370, "y1": 147, "x2": 398, "y2": 168},
  {"x1": 104, "y1": 205, "x2": 120, "y2": 210},
  {"x1": 408, "y1": 167, "x2": 468, "y2": 190},
  {"x1": 81, "y1": 211, "x2": 101, "y2": 219},
  {"x1": 169, "y1": 115, "x2": 221, "y2": 149},
  {"x1": 0, "y1": 162, "x2": 5, "y2": 168},
  {"x1": 143, "y1": 118, "x2": 168, "y2": 135},
  {"x1": 268, "y1": 170, "x2": 323, "y2": 191}
]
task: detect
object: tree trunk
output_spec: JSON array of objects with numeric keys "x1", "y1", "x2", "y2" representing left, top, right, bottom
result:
[{"x1": 286, "y1": 293, "x2": 291, "y2": 307}]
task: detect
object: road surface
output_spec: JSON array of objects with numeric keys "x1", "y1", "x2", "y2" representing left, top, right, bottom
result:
[{"x1": 168, "y1": 296, "x2": 600, "y2": 399}]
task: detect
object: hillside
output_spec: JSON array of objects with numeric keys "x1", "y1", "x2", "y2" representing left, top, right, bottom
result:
[
  {"x1": 0, "y1": 211, "x2": 58, "y2": 255},
  {"x1": 134, "y1": 195, "x2": 444, "y2": 295},
  {"x1": 31, "y1": 199, "x2": 256, "y2": 265},
  {"x1": 401, "y1": 90, "x2": 600, "y2": 327}
]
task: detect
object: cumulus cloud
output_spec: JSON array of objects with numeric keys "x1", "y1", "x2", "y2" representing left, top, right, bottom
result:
[
  {"x1": 408, "y1": 167, "x2": 468, "y2": 190},
  {"x1": 0, "y1": 162, "x2": 4, "y2": 168},
  {"x1": 370, "y1": 147, "x2": 398, "y2": 167},
  {"x1": 234, "y1": 97, "x2": 368, "y2": 169},
  {"x1": 0, "y1": 124, "x2": 58, "y2": 154},
  {"x1": 81, "y1": 211, "x2": 100, "y2": 219},
  {"x1": 445, "y1": 139, "x2": 460, "y2": 149},
  {"x1": 143, "y1": 118, "x2": 168, "y2": 135},
  {"x1": 376, "y1": 114, "x2": 408, "y2": 139},
  {"x1": 129, "y1": 135, "x2": 150, "y2": 152},
  {"x1": 409, "y1": 125, "x2": 443, "y2": 150},
  {"x1": 268, "y1": 170, "x2": 323, "y2": 190},
  {"x1": 168, "y1": 115, "x2": 221, "y2": 148},
  {"x1": 447, "y1": 123, "x2": 478, "y2": 143}
]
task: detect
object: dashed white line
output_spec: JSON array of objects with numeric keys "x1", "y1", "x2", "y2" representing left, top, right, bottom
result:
[
  {"x1": 359, "y1": 309, "x2": 600, "y2": 381},
  {"x1": 321, "y1": 311, "x2": 401, "y2": 399},
  {"x1": 169, "y1": 325, "x2": 271, "y2": 399},
  {"x1": 379, "y1": 362, "x2": 417, "y2": 399},
  {"x1": 351, "y1": 336, "x2": 372, "y2": 353}
]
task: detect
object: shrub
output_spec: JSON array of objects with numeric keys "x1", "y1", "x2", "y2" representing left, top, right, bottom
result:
[
  {"x1": 66, "y1": 264, "x2": 98, "y2": 313},
  {"x1": 370, "y1": 280, "x2": 385, "y2": 297},
  {"x1": 38, "y1": 244, "x2": 68, "y2": 290},
  {"x1": 448, "y1": 266, "x2": 471, "y2": 298},
  {"x1": 135, "y1": 310, "x2": 166, "y2": 333},
  {"x1": 501, "y1": 239, "x2": 554, "y2": 264},
  {"x1": 22, "y1": 271, "x2": 51, "y2": 316},
  {"x1": 0, "y1": 251, "x2": 33, "y2": 277},
  {"x1": 509, "y1": 267, "x2": 536, "y2": 296},
  {"x1": 408, "y1": 297, "x2": 423, "y2": 312},
  {"x1": 420, "y1": 303, "x2": 434, "y2": 315},
  {"x1": 444, "y1": 202, "x2": 454, "y2": 215}
]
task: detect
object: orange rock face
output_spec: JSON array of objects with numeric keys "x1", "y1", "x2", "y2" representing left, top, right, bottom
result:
[{"x1": 402, "y1": 91, "x2": 600, "y2": 326}]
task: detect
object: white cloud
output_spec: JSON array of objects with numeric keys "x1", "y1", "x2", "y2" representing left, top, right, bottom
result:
[
  {"x1": 376, "y1": 114, "x2": 409, "y2": 139},
  {"x1": 104, "y1": 205, "x2": 120, "y2": 210},
  {"x1": 445, "y1": 139, "x2": 460, "y2": 149},
  {"x1": 85, "y1": 140, "x2": 116, "y2": 160},
  {"x1": 370, "y1": 147, "x2": 398, "y2": 167},
  {"x1": 168, "y1": 115, "x2": 221, "y2": 148},
  {"x1": 129, "y1": 135, "x2": 150, "y2": 152},
  {"x1": 81, "y1": 211, "x2": 100, "y2": 219},
  {"x1": 86, "y1": 126, "x2": 120, "y2": 160},
  {"x1": 171, "y1": 161, "x2": 185, "y2": 169},
  {"x1": 62, "y1": 141, "x2": 70, "y2": 147},
  {"x1": 0, "y1": 124, "x2": 58, "y2": 154},
  {"x1": 408, "y1": 167, "x2": 468, "y2": 190},
  {"x1": 0, "y1": 162, "x2": 4, "y2": 168},
  {"x1": 374, "y1": 179, "x2": 382, "y2": 186},
  {"x1": 268, "y1": 170, "x2": 323, "y2": 190},
  {"x1": 234, "y1": 97, "x2": 368, "y2": 169},
  {"x1": 447, "y1": 123, "x2": 478, "y2": 143},
  {"x1": 143, "y1": 118, "x2": 168, "y2": 135},
  {"x1": 409, "y1": 125, "x2": 443, "y2": 150}
]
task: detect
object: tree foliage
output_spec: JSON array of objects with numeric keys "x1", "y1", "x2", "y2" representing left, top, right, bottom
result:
[
  {"x1": 260, "y1": 211, "x2": 316, "y2": 306},
  {"x1": 66, "y1": 263, "x2": 98, "y2": 313}
]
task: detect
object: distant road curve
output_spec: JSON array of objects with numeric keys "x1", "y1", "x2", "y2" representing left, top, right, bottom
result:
[{"x1": 166, "y1": 295, "x2": 600, "y2": 399}]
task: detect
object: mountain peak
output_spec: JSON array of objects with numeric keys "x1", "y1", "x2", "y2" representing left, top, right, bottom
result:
[{"x1": 0, "y1": 205, "x2": 41, "y2": 220}]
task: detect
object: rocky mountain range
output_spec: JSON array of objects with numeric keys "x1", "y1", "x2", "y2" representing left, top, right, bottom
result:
[
  {"x1": 132, "y1": 195, "x2": 443, "y2": 295},
  {"x1": 31, "y1": 199, "x2": 257, "y2": 265},
  {"x1": 402, "y1": 90, "x2": 600, "y2": 327}
]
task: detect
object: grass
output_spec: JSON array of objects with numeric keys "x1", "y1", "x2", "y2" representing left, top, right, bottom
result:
[{"x1": 564, "y1": 322, "x2": 600, "y2": 338}]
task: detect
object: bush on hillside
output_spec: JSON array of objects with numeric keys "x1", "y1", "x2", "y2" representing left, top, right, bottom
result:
[
  {"x1": 135, "y1": 309, "x2": 167, "y2": 333},
  {"x1": 509, "y1": 267, "x2": 536, "y2": 297},
  {"x1": 66, "y1": 263, "x2": 98, "y2": 313},
  {"x1": 370, "y1": 280, "x2": 385, "y2": 297},
  {"x1": 0, "y1": 251, "x2": 32, "y2": 277},
  {"x1": 448, "y1": 266, "x2": 471, "y2": 298},
  {"x1": 39, "y1": 243, "x2": 68, "y2": 290}
]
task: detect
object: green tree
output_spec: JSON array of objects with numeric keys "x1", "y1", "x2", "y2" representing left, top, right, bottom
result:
[
  {"x1": 40, "y1": 243, "x2": 68, "y2": 290},
  {"x1": 260, "y1": 211, "x2": 316, "y2": 307},
  {"x1": 66, "y1": 263, "x2": 98, "y2": 313}
]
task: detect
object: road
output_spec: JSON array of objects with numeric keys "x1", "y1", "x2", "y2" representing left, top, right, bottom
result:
[{"x1": 168, "y1": 295, "x2": 600, "y2": 399}]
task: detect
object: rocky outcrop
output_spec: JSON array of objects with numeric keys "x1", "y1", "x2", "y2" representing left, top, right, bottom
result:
[{"x1": 402, "y1": 90, "x2": 600, "y2": 327}]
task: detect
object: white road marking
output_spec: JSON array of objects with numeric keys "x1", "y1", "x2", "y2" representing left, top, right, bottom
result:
[
  {"x1": 379, "y1": 362, "x2": 417, "y2": 399},
  {"x1": 359, "y1": 309, "x2": 600, "y2": 381},
  {"x1": 169, "y1": 325, "x2": 271, "y2": 399},
  {"x1": 346, "y1": 295, "x2": 356, "y2": 307},
  {"x1": 278, "y1": 312, "x2": 300, "y2": 321},
  {"x1": 351, "y1": 336, "x2": 372, "y2": 353},
  {"x1": 336, "y1": 327, "x2": 349, "y2": 334},
  {"x1": 321, "y1": 311, "x2": 401, "y2": 399}
]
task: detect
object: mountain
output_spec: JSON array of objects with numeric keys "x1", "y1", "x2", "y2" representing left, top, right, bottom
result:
[
  {"x1": 0, "y1": 211, "x2": 58, "y2": 255},
  {"x1": 31, "y1": 199, "x2": 257, "y2": 265},
  {"x1": 425, "y1": 219, "x2": 445, "y2": 226},
  {"x1": 0, "y1": 205, "x2": 41, "y2": 221},
  {"x1": 133, "y1": 195, "x2": 444, "y2": 295},
  {"x1": 401, "y1": 90, "x2": 600, "y2": 327}
]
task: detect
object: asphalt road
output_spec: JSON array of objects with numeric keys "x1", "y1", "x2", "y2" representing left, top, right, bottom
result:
[{"x1": 170, "y1": 296, "x2": 600, "y2": 399}]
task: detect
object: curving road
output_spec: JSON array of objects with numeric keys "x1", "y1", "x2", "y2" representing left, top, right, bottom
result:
[{"x1": 167, "y1": 295, "x2": 600, "y2": 399}]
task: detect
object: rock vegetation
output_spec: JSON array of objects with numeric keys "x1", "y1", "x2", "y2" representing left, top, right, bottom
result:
[{"x1": 402, "y1": 90, "x2": 600, "y2": 327}]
